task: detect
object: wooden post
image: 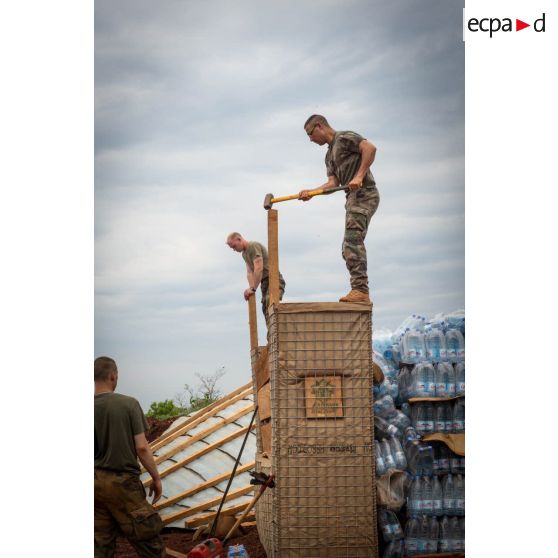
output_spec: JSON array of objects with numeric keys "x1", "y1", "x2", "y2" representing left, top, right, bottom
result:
[
  {"x1": 248, "y1": 295, "x2": 258, "y2": 351},
  {"x1": 267, "y1": 208, "x2": 280, "y2": 311}
]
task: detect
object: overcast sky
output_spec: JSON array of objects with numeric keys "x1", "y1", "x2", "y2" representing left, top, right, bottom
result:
[{"x1": 95, "y1": 0, "x2": 464, "y2": 410}]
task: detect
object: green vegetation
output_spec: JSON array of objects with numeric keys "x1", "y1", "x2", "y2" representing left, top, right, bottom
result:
[{"x1": 146, "y1": 367, "x2": 226, "y2": 419}]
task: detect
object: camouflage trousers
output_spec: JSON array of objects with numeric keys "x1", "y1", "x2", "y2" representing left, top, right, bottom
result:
[
  {"x1": 342, "y1": 187, "x2": 380, "y2": 294},
  {"x1": 94, "y1": 469, "x2": 167, "y2": 558},
  {"x1": 261, "y1": 274, "x2": 286, "y2": 323}
]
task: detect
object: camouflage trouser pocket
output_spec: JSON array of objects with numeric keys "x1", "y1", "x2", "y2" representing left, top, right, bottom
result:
[{"x1": 127, "y1": 502, "x2": 163, "y2": 541}]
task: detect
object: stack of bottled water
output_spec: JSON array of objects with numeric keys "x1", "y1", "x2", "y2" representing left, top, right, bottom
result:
[
  {"x1": 371, "y1": 310, "x2": 466, "y2": 556},
  {"x1": 404, "y1": 471, "x2": 465, "y2": 555}
]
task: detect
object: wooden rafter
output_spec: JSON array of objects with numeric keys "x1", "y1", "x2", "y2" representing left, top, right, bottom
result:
[
  {"x1": 146, "y1": 404, "x2": 255, "y2": 469},
  {"x1": 185, "y1": 503, "x2": 255, "y2": 528},
  {"x1": 161, "y1": 484, "x2": 255, "y2": 525},
  {"x1": 154, "y1": 460, "x2": 255, "y2": 511},
  {"x1": 144, "y1": 423, "x2": 256, "y2": 486},
  {"x1": 150, "y1": 383, "x2": 253, "y2": 452}
]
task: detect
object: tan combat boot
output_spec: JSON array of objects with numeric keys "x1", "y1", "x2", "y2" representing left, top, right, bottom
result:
[{"x1": 339, "y1": 289, "x2": 371, "y2": 303}]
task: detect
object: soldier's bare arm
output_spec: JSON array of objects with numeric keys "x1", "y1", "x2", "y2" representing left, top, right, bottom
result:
[
  {"x1": 135, "y1": 432, "x2": 163, "y2": 504},
  {"x1": 245, "y1": 262, "x2": 255, "y2": 300},
  {"x1": 348, "y1": 140, "x2": 377, "y2": 191},
  {"x1": 299, "y1": 174, "x2": 340, "y2": 201}
]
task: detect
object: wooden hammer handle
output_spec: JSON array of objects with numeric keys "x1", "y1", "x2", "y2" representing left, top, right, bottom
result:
[{"x1": 272, "y1": 185, "x2": 346, "y2": 204}]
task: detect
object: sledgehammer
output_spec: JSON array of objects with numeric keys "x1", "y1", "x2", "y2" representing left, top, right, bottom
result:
[{"x1": 263, "y1": 185, "x2": 347, "y2": 210}]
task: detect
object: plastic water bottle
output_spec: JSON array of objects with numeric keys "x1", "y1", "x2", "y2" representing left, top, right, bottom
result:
[
  {"x1": 397, "y1": 366, "x2": 411, "y2": 402},
  {"x1": 424, "y1": 362, "x2": 436, "y2": 396},
  {"x1": 413, "y1": 403, "x2": 430, "y2": 435},
  {"x1": 432, "y1": 443, "x2": 440, "y2": 475},
  {"x1": 443, "y1": 401, "x2": 454, "y2": 433},
  {"x1": 403, "y1": 426, "x2": 421, "y2": 447},
  {"x1": 375, "y1": 440, "x2": 386, "y2": 476},
  {"x1": 228, "y1": 544, "x2": 249, "y2": 558},
  {"x1": 381, "y1": 438, "x2": 397, "y2": 470},
  {"x1": 458, "y1": 517, "x2": 465, "y2": 552},
  {"x1": 389, "y1": 436, "x2": 407, "y2": 470},
  {"x1": 382, "y1": 539, "x2": 404, "y2": 558},
  {"x1": 424, "y1": 402, "x2": 435, "y2": 434},
  {"x1": 438, "y1": 444, "x2": 450, "y2": 475},
  {"x1": 418, "y1": 445, "x2": 434, "y2": 477},
  {"x1": 445, "y1": 328, "x2": 465, "y2": 363},
  {"x1": 402, "y1": 329, "x2": 427, "y2": 364},
  {"x1": 455, "y1": 362, "x2": 465, "y2": 395},
  {"x1": 435, "y1": 403, "x2": 447, "y2": 433},
  {"x1": 455, "y1": 474, "x2": 465, "y2": 516},
  {"x1": 391, "y1": 410, "x2": 412, "y2": 433},
  {"x1": 408, "y1": 476, "x2": 422, "y2": 517},
  {"x1": 425, "y1": 328, "x2": 447, "y2": 362},
  {"x1": 450, "y1": 449, "x2": 462, "y2": 474},
  {"x1": 427, "y1": 516, "x2": 439, "y2": 554},
  {"x1": 449, "y1": 516, "x2": 460, "y2": 551},
  {"x1": 435, "y1": 362, "x2": 455, "y2": 398},
  {"x1": 411, "y1": 362, "x2": 436, "y2": 397},
  {"x1": 374, "y1": 395, "x2": 397, "y2": 418},
  {"x1": 375, "y1": 415, "x2": 400, "y2": 439},
  {"x1": 404, "y1": 516, "x2": 421, "y2": 556},
  {"x1": 422, "y1": 476, "x2": 433, "y2": 515},
  {"x1": 378, "y1": 508, "x2": 403, "y2": 541},
  {"x1": 442, "y1": 473, "x2": 455, "y2": 515},
  {"x1": 419, "y1": 515, "x2": 431, "y2": 554},
  {"x1": 432, "y1": 474, "x2": 443, "y2": 516},
  {"x1": 439, "y1": 516, "x2": 452, "y2": 553},
  {"x1": 452, "y1": 398, "x2": 465, "y2": 433}
]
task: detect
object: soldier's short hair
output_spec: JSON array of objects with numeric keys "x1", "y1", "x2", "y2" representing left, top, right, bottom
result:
[
  {"x1": 226, "y1": 232, "x2": 243, "y2": 243},
  {"x1": 95, "y1": 356, "x2": 117, "y2": 382},
  {"x1": 304, "y1": 114, "x2": 330, "y2": 128}
]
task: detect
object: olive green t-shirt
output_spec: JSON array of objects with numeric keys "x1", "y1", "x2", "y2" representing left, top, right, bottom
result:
[
  {"x1": 325, "y1": 131, "x2": 377, "y2": 190},
  {"x1": 242, "y1": 241, "x2": 269, "y2": 280},
  {"x1": 94, "y1": 392, "x2": 148, "y2": 475}
]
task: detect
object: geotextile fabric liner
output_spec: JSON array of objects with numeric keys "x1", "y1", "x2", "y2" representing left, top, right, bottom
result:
[{"x1": 265, "y1": 302, "x2": 378, "y2": 558}]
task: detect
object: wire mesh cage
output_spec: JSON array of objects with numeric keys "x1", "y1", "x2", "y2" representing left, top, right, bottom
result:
[{"x1": 255, "y1": 302, "x2": 378, "y2": 558}]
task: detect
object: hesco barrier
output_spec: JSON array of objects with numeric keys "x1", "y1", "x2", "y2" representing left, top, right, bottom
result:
[{"x1": 253, "y1": 302, "x2": 378, "y2": 558}]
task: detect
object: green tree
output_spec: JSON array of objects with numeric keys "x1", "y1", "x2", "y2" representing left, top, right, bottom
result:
[
  {"x1": 146, "y1": 399, "x2": 185, "y2": 420},
  {"x1": 147, "y1": 367, "x2": 226, "y2": 418}
]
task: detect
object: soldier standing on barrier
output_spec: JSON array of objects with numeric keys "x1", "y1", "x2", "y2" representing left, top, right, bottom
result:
[
  {"x1": 94, "y1": 356, "x2": 167, "y2": 558},
  {"x1": 299, "y1": 114, "x2": 380, "y2": 304},
  {"x1": 226, "y1": 232, "x2": 286, "y2": 322}
]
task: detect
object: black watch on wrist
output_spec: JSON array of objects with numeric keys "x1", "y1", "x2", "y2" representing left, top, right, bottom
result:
[{"x1": 251, "y1": 287, "x2": 256, "y2": 293}]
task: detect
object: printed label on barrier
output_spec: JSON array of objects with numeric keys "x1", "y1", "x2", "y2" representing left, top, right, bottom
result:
[{"x1": 305, "y1": 375, "x2": 344, "y2": 418}]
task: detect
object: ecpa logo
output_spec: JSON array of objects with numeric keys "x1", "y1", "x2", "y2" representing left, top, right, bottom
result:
[{"x1": 468, "y1": 12, "x2": 546, "y2": 38}]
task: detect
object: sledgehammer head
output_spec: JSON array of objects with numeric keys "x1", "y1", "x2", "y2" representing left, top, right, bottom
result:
[{"x1": 263, "y1": 193, "x2": 274, "y2": 210}]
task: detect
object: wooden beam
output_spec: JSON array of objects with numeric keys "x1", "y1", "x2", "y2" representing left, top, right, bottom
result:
[
  {"x1": 148, "y1": 404, "x2": 255, "y2": 468},
  {"x1": 248, "y1": 295, "x2": 258, "y2": 351},
  {"x1": 144, "y1": 424, "x2": 256, "y2": 486},
  {"x1": 154, "y1": 461, "x2": 255, "y2": 511},
  {"x1": 161, "y1": 484, "x2": 254, "y2": 525},
  {"x1": 185, "y1": 504, "x2": 254, "y2": 528},
  {"x1": 257, "y1": 383, "x2": 271, "y2": 422},
  {"x1": 267, "y1": 208, "x2": 279, "y2": 308},
  {"x1": 150, "y1": 384, "x2": 253, "y2": 452}
]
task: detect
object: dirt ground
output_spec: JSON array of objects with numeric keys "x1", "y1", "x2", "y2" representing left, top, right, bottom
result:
[
  {"x1": 114, "y1": 525, "x2": 267, "y2": 557},
  {"x1": 109, "y1": 418, "x2": 267, "y2": 557}
]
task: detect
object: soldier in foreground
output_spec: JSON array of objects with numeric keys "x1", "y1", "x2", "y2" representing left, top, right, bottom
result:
[{"x1": 94, "y1": 356, "x2": 167, "y2": 558}]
